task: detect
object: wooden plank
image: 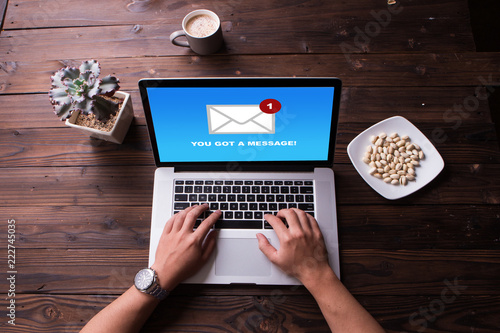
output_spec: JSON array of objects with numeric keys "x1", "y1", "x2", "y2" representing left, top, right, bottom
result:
[
  {"x1": 0, "y1": 122, "x2": 497, "y2": 167},
  {"x1": 335, "y1": 122, "x2": 500, "y2": 164},
  {"x1": 337, "y1": 205, "x2": 500, "y2": 250},
  {"x1": 2, "y1": 0, "x2": 474, "y2": 56},
  {"x1": 339, "y1": 86, "x2": 494, "y2": 124},
  {"x1": 0, "y1": 164, "x2": 499, "y2": 206},
  {"x1": 1, "y1": 53, "x2": 500, "y2": 95},
  {"x1": 0, "y1": 166, "x2": 157, "y2": 207},
  {"x1": 0, "y1": 16, "x2": 475, "y2": 61},
  {"x1": 3, "y1": 206, "x2": 153, "y2": 249},
  {"x1": 3, "y1": 205, "x2": 499, "y2": 250},
  {"x1": 0, "y1": 86, "x2": 494, "y2": 130},
  {"x1": 10, "y1": 248, "x2": 500, "y2": 295},
  {"x1": 2, "y1": 294, "x2": 500, "y2": 333},
  {"x1": 0, "y1": 90, "x2": 144, "y2": 129},
  {"x1": 332, "y1": 163, "x2": 500, "y2": 205},
  {"x1": 4, "y1": 0, "x2": 472, "y2": 29}
]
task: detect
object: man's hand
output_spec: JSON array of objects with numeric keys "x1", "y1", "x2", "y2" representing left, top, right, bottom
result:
[
  {"x1": 256, "y1": 208, "x2": 333, "y2": 287},
  {"x1": 151, "y1": 204, "x2": 221, "y2": 290}
]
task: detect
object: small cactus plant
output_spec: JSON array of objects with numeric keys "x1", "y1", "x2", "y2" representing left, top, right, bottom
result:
[{"x1": 49, "y1": 60, "x2": 120, "y2": 121}]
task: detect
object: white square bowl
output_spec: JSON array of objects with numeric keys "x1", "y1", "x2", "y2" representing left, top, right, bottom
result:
[{"x1": 347, "y1": 116, "x2": 444, "y2": 200}]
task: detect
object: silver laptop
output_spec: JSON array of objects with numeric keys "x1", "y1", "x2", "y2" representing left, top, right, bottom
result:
[{"x1": 138, "y1": 77, "x2": 342, "y2": 285}]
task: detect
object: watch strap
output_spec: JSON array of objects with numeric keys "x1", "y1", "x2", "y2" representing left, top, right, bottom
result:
[{"x1": 148, "y1": 283, "x2": 169, "y2": 301}]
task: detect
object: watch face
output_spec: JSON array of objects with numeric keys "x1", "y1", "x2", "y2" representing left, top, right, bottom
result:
[{"x1": 134, "y1": 269, "x2": 154, "y2": 291}]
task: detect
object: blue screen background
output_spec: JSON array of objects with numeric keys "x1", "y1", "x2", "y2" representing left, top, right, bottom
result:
[{"x1": 147, "y1": 87, "x2": 335, "y2": 162}]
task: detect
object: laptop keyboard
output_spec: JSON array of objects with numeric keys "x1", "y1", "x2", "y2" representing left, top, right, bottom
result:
[{"x1": 173, "y1": 179, "x2": 315, "y2": 229}]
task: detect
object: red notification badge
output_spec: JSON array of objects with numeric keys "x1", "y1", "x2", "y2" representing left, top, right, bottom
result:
[{"x1": 259, "y1": 99, "x2": 281, "y2": 114}]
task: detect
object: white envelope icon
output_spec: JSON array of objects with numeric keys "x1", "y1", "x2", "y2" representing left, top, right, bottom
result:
[{"x1": 207, "y1": 105, "x2": 275, "y2": 134}]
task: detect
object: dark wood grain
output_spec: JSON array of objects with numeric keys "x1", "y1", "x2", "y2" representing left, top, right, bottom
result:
[
  {"x1": 1, "y1": 164, "x2": 498, "y2": 206},
  {"x1": 2, "y1": 0, "x2": 500, "y2": 331},
  {"x1": 3, "y1": 204, "x2": 499, "y2": 251},
  {"x1": 2, "y1": 53, "x2": 500, "y2": 95},
  {"x1": 8, "y1": 248, "x2": 500, "y2": 296},
  {"x1": 1, "y1": 294, "x2": 499, "y2": 333},
  {"x1": 2, "y1": 0, "x2": 474, "y2": 55}
]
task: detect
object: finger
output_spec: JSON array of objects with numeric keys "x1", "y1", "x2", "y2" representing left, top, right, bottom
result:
[
  {"x1": 264, "y1": 213, "x2": 288, "y2": 235},
  {"x1": 181, "y1": 204, "x2": 209, "y2": 230},
  {"x1": 306, "y1": 212, "x2": 322, "y2": 235},
  {"x1": 183, "y1": 204, "x2": 208, "y2": 231},
  {"x1": 172, "y1": 205, "x2": 197, "y2": 231},
  {"x1": 195, "y1": 209, "x2": 221, "y2": 238},
  {"x1": 256, "y1": 233, "x2": 279, "y2": 264},
  {"x1": 291, "y1": 208, "x2": 313, "y2": 232},
  {"x1": 163, "y1": 214, "x2": 176, "y2": 234},
  {"x1": 200, "y1": 230, "x2": 218, "y2": 263},
  {"x1": 276, "y1": 208, "x2": 302, "y2": 231}
]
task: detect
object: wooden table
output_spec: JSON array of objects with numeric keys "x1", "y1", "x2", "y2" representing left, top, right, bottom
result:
[{"x1": 1, "y1": 0, "x2": 500, "y2": 332}]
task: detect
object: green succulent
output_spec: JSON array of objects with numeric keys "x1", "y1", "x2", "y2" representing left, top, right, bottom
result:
[{"x1": 49, "y1": 60, "x2": 120, "y2": 121}]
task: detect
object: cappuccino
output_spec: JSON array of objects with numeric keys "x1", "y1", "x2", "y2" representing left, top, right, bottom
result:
[{"x1": 185, "y1": 14, "x2": 218, "y2": 37}]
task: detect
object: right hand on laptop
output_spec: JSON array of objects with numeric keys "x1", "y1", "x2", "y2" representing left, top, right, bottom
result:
[{"x1": 256, "y1": 208, "x2": 335, "y2": 288}]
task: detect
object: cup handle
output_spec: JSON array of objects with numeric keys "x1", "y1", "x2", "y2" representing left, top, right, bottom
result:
[{"x1": 170, "y1": 30, "x2": 190, "y2": 47}]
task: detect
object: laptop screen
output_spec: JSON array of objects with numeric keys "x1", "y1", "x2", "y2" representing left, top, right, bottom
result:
[{"x1": 139, "y1": 78, "x2": 341, "y2": 169}]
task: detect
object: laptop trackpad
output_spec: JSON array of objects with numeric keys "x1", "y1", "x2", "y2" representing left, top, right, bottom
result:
[{"x1": 215, "y1": 238, "x2": 272, "y2": 277}]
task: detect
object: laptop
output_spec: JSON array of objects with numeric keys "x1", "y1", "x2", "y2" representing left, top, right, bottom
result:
[{"x1": 138, "y1": 77, "x2": 342, "y2": 285}]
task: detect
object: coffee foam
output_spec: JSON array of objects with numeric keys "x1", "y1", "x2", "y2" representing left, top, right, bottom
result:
[{"x1": 185, "y1": 14, "x2": 218, "y2": 37}]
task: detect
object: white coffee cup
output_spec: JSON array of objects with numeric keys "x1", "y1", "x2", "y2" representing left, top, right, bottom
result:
[{"x1": 170, "y1": 9, "x2": 224, "y2": 55}]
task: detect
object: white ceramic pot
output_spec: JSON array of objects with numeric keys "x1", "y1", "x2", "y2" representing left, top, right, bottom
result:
[{"x1": 65, "y1": 91, "x2": 134, "y2": 144}]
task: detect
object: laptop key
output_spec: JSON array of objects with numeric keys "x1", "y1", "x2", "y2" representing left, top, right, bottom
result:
[
  {"x1": 175, "y1": 194, "x2": 188, "y2": 201},
  {"x1": 300, "y1": 187, "x2": 314, "y2": 194},
  {"x1": 298, "y1": 203, "x2": 314, "y2": 211},
  {"x1": 174, "y1": 202, "x2": 190, "y2": 210},
  {"x1": 215, "y1": 220, "x2": 262, "y2": 229}
]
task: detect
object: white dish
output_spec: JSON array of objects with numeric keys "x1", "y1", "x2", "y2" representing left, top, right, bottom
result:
[{"x1": 347, "y1": 116, "x2": 444, "y2": 200}]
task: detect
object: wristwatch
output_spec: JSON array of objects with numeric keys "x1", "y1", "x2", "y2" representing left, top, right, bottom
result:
[{"x1": 134, "y1": 268, "x2": 169, "y2": 301}]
